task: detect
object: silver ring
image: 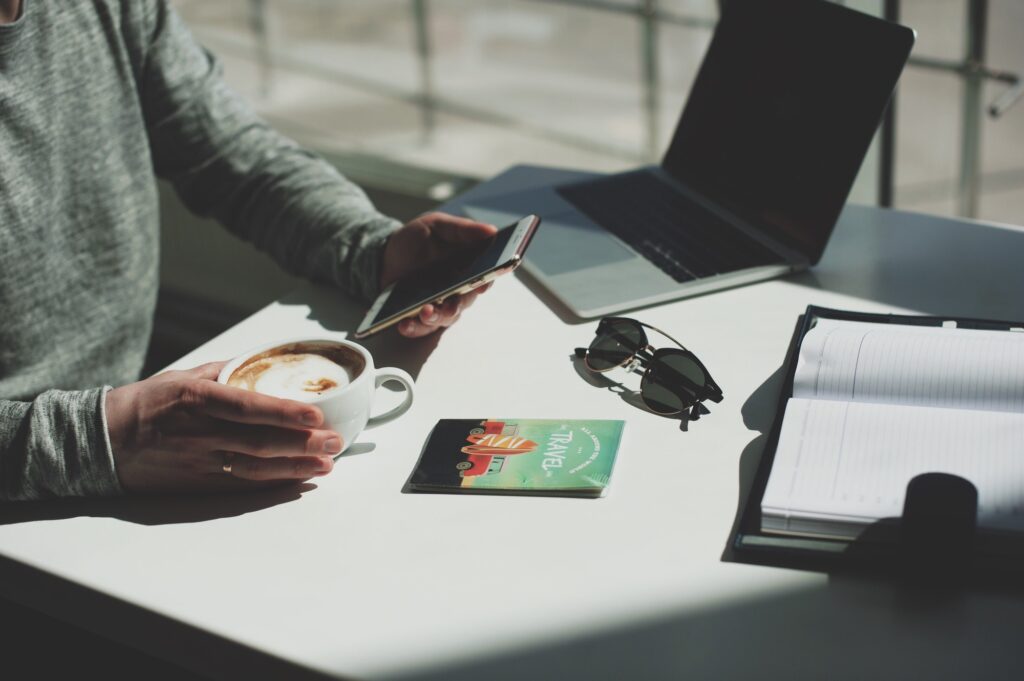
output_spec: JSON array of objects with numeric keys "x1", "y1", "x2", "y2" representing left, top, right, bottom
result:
[{"x1": 222, "y1": 453, "x2": 234, "y2": 475}]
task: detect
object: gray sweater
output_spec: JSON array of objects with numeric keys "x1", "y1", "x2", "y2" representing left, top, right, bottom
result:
[{"x1": 0, "y1": 1, "x2": 400, "y2": 500}]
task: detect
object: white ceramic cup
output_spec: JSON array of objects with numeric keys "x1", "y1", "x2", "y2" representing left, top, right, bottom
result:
[{"x1": 217, "y1": 337, "x2": 414, "y2": 452}]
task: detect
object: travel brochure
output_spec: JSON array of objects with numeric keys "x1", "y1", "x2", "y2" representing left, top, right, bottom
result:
[{"x1": 410, "y1": 419, "x2": 625, "y2": 498}]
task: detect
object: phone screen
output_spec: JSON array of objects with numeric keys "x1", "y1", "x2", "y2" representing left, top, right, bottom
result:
[{"x1": 364, "y1": 220, "x2": 526, "y2": 330}]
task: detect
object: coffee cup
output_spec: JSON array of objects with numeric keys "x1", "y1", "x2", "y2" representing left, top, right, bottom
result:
[{"x1": 217, "y1": 337, "x2": 414, "y2": 452}]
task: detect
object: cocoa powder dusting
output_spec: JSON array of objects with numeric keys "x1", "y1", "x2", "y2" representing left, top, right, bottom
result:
[{"x1": 303, "y1": 378, "x2": 338, "y2": 393}]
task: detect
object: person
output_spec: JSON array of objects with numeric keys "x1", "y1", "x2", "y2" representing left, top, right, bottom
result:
[{"x1": 0, "y1": 0, "x2": 496, "y2": 500}]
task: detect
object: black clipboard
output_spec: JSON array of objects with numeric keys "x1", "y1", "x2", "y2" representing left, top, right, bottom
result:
[{"x1": 731, "y1": 305, "x2": 1024, "y2": 580}]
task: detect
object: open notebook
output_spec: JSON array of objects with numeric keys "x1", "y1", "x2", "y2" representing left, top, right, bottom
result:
[{"x1": 761, "y1": 317, "x2": 1024, "y2": 540}]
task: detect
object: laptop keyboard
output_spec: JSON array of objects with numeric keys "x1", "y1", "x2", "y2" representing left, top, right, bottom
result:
[{"x1": 556, "y1": 170, "x2": 784, "y2": 283}]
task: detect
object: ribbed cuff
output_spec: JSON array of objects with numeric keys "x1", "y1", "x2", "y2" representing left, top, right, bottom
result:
[
  {"x1": 348, "y1": 216, "x2": 399, "y2": 303},
  {"x1": 96, "y1": 386, "x2": 125, "y2": 496},
  {"x1": 29, "y1": 387, "x2": 125, "y2": 498}
]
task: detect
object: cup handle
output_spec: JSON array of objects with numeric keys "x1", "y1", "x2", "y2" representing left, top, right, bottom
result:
[{"x1": 367, "y1": 367, "x2": 415, "y2": 427}]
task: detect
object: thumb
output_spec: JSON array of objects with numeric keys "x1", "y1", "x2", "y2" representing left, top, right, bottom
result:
[
  {"x1": 188, "y1": 361, "x2": 229, "y2": 381},
  {"x1": 428, "y1": 214, "x2": 498, "y2": 244}
]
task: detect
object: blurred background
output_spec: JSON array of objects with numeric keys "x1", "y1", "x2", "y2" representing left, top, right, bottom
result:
[{"x1": 152, "y1": 0, "x2": 1024, "y2": 369}]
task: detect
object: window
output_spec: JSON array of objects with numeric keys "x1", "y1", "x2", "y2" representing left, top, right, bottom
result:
[{"x1": 174, "y1": 1, "x2": 1023, "y2": 222}]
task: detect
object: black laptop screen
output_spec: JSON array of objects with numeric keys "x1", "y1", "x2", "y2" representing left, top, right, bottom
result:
[{"x1": 662, "y1": 0, "x2": 914, "y2": 263}]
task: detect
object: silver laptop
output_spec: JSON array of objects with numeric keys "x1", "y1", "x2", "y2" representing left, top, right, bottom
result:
[{"x1": 463, "y1": 0, "x2": 915, "y2": 319}]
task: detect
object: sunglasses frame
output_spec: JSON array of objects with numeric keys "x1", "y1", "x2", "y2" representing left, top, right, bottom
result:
[{"x1": 578, "y1": 317, "x2": 723, "y2": 418}]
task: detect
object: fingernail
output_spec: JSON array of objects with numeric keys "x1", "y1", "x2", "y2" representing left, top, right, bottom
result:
[
  {"x1": 324, "y1": 437, "x2": 342, "y2": 454},
  {"x1": 426, "y1": 311, "x2": 439, "y2": 323},
  {"x1": 314, "y1": 457, "x2": 334, "y2": 474},
  {"x1": 302, "y1": 411, "x2": 320, "y2": 426}
]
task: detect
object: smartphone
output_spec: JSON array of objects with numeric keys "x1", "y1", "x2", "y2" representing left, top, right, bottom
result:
[{"x1": 354, "y1": 215, "x2": 541, "y2": 339}]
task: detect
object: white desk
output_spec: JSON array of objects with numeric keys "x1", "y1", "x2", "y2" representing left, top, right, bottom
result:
[{"x1": 2, "y1": 199, "x2": 1024, "y2": 680}]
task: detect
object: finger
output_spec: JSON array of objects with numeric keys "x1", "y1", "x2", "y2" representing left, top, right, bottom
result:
[
  {"x1": 418, "y1": 303, "x2": 439, "y2": 325},
  {"x1": 459, "y1": 287, "x2": 485, "y2": 310},
  {"x1": 426, "y1": 296, "x2": 463, "y2": 328},
  {"x1": 398, "y1": 316, "x2": 443, "y2": 338},
  {"x1": 226, "y1": 453, "x2": 334, "y2": 481},
  {"x1": 423, "y1": 213, "x2": 498, "y2": 244},
  {"x1": 185, "y1": 361, "x2": 229, "y2": 381},
  {"x1": 414, "y1": 298, "x2": 460, "y2": 330},
  {"x1": 190, "y1": 381, "x2": 324, "y2": 428},
  {"x1": 207, "y1": 424, "x2": 343, "y2": 458}
]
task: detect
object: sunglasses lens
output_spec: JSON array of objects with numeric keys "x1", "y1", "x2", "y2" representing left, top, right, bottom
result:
[
  {"x1": 586, "y1": 319, "x2": 644, "y2": 371},
  {"x1": 641, "y1": 352, "x2": 706, "y2": 414}
]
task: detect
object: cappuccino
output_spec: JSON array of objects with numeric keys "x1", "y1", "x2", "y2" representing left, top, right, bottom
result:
[
  {"x1": 219, "y1": 337, "x2": 414, "y2": 449},
  {"x1": 226, "y1": 341, "x2": 365, "y2": 403}
]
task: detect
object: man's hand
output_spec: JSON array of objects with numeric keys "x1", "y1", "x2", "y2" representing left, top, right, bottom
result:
[
  {"x1": 105, "y1": 363, "x2": 343, "y2": 493},
  {"x1": 381, "y1": 212, "x2": 498, "y2": 338}
]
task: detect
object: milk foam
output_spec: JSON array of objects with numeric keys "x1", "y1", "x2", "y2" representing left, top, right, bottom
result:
[{"x1": 249, "y1": 353, "x2": 352, "y2": 402}]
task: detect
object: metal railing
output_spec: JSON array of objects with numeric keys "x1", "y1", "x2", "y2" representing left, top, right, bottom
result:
[{"x1": 223, "y1": 0, "x2": 1020, "y2": 217}]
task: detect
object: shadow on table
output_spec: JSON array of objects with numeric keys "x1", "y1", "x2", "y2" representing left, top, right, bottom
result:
[
  {"x1": 394, "y1": 359, "x2": 1024, "y2": 680},
  {"x1": 514, "y1": 268, "x2": 588, "y2": 326},
  {"x1": 291, "y1": 284, "x2": 443, "y2": 381},
  {"x1": 0, "y1": 483, "x2": 316, "y2": 527},
  {"x1": 793, "y1": 206, "x2": 1024, "y2": 322},
  {"x1": 389, "y1": 570, "x2": 1024, "y2": 681},
  {"x1": 719, "y1": 363, "x2": 786, "y2": 557}
]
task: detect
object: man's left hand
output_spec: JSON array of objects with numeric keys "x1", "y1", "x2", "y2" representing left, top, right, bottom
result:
[{"x1": 380, "y1": 212, "x2": 497, "y2": 338}]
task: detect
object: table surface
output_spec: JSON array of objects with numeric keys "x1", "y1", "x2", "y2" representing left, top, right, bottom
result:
[{"x1": 3, "y1": 174, "x2": 1024, "y2": 679}]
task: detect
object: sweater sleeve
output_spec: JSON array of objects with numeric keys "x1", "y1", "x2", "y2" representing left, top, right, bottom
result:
[
  {"x1": 134, "y1": 1, "x2": 400, "y2": 303},
  {"x1": 0, "y1": 389, "x2": 123, "y2": 501}
]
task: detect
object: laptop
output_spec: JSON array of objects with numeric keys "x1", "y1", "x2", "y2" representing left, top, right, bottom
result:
[{"x1": 463, "y1": 0, "x2": 915, "y2": 318}]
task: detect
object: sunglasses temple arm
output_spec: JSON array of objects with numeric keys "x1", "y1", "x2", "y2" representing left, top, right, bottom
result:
[
  {"x1": 683, "y1": 402, "x2": 711, "y2": 423},
  {"x1": 638, "y1": 320, "x2": 689, "y2": 352},
  {"x1": 705, "y1": 379, "x2": 724, "y2": 403}
]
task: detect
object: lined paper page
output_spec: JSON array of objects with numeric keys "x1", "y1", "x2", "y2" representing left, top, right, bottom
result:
[
  {"x1": 792, "y1": 319, "x2": 1024, "y2": 412},
  {"x1": 762, "y1": 398, "x2": 1024, "y2": 535}
]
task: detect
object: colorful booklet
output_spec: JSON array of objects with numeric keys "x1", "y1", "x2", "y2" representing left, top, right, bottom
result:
[{"x1": 409, "y1": 419, "x2": 625, "y2": 497}]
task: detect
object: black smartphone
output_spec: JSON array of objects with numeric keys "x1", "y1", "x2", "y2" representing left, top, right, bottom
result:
[{"x1": 354, "y1": 215, "x2": 541, "y2": 339}]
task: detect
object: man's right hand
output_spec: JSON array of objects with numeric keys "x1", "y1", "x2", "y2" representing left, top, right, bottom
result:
[{"x1": 105, "y1": 362, "x2": 342, "y2": 493}]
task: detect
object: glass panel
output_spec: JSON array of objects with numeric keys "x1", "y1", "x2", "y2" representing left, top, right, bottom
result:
[
  {"x1": 174, "y1": 0, "x2": 724, "y2": 179},
  {"x1": 268, "y1": 1, "x2": 419, "y2": 90},
  {"x1": 659, "y1": 0, "x2": 718, "y2": 21},
  {"x1": 978, "y1": 0, "x2": 1024, "y2": 224},
  {"x1": 430, "y1": 0, "x2": 646, "y2": 174},
  {"x1": 176, "y1": 0, "x2": 1024, "y2": 222},
  {"x1": 891, "y1": 0, "x2": 965, "y2": 217},
  {"x1": 903, "y1": 0, "x2": 965, "y2": 59},
  {"x1": 893, "y1": 0, "x2": 1024, "y2": 222},
  {"x1": 894, "y1": 67, "x2": 963, "y2": 217}
]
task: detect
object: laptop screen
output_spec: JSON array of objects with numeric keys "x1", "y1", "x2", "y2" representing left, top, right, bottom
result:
[{"x1": 661, "y1": 0, "x2": 914, "y2": 263}]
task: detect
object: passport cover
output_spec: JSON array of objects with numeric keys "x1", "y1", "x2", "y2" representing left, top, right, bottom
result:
[{"x1": 409, "y1": 419, "x2": 624, "y2": 497}]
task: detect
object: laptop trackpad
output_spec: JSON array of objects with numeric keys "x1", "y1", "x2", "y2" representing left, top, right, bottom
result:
[{"x1": 465, "y1": 198, "x2": 634, "y2": 276}]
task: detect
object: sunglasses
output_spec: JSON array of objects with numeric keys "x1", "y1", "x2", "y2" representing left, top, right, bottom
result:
[{"x1": 575, "y1": 317, "x2": 723, "y2": 421}]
